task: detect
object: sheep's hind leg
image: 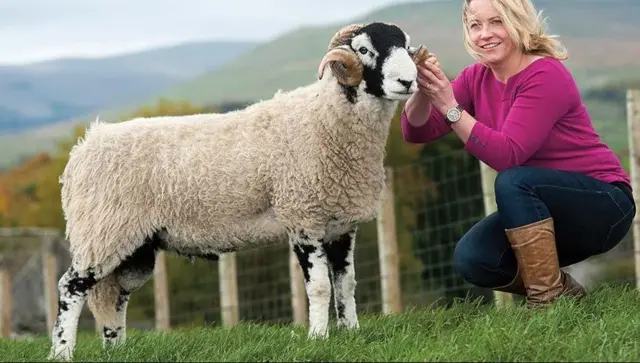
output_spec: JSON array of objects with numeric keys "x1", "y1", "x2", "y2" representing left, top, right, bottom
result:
[
  {"x1": 87, "y1": 275, "x2": 130, "y2": 349},
  {"x1": 291, "y1": 230, "x2": 332, "y2": 339},
  {"x1": 88, "y1": 238, "x2": 158, "y2": 349},
  {"x1": 323, "y1": 228, "x2": 359, "y2": 330},
  {"x1": 49, "y1": 266, "x2": 99, "y2": 361}
]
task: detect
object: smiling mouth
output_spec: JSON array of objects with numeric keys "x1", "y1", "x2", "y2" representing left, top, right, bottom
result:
[{"x1": 481, "y1": 42, "x2": 500, "y2": 49}]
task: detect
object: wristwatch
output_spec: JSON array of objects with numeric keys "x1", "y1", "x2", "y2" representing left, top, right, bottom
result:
[{"x1": 445, "y1": 104, "x2": 463, "y2": 123}]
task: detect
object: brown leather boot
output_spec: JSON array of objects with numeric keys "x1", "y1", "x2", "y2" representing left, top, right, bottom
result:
[{"x1": 505, "y1": 217, "x2": 586, "y2": 306}]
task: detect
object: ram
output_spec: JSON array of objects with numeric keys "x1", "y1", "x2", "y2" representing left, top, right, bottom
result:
[{"x1": 48, "y1": 21, "x2": 430, "y2": 360}]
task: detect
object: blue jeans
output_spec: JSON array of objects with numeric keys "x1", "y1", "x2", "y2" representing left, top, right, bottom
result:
[{"x1": 453, "y1": 166, "x2": 636, "y2": 290}]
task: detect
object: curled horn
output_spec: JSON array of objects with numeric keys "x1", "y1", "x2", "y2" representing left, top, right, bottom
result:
[
  {"x1": 328, "y1": 23, "x2": 364, "y2": 50},
  {"x1": 318, "y1": 23, "x2": 365, "y2": 86},
  {"x1": 408, "y1": 44, "x2": 434, "y2": 66},
  {"x1": 317, "y1": 46, "x2": 364, "y2": 86}
]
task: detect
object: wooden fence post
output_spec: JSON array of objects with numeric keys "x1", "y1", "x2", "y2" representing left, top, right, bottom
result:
[
  {"x1": 479, "y1": 160, "x2": 513, "y2": 307},
  {"x1": 153, "y1": 251, "x2": 170, "y2": 331},
  {"x1": 626, "y1": 88, "x2": 640, "y2": 289},
  {"x1": 42, "y1": 235, "x2": 58, "y2": 336},
  {"x1": 219, "y1": 252, "x2": 239, "y2": 327},
  {"x1": 376, "y1": 166, "x2": 401, "y2": 314},
  {"x1": 0, "y1": 228, "x2": 67, "y2": 337},
  {"x1": 0, "y1": 261, "x2": 11, "y2": 338}
]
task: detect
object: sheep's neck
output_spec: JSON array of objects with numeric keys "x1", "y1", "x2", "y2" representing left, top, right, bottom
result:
[
  {"x1": 312, "y1": 98, "x2": 397, "y2": 220},
  {"x1": 313, "y1": 81, "x2": 397, "y2": 165},
  {"x1": 321, "y1": 115, "x2": 390, "y2": 162}
]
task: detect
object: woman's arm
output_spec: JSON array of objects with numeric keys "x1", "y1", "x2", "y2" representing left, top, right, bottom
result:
[
  {"x1": 422, "y1": 61, "x2": 571, "y2": 172},
  {"x1": 401, "y1": 62, "x2": 474, "y2": 144},
  {"x1": 403, "y1": 91, "x2": 433, "y2": 128},
  {"x1": 400, "y1": 93, "x2": 451, "y2": 144}
]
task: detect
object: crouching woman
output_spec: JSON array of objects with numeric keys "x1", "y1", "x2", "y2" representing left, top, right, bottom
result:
[{"x1": 400, "y1": 0, "x2": 636, "y2": 306}]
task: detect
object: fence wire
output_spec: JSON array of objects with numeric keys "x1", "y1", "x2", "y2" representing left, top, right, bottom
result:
[{"x1": 0, "y1": 147, "x2": 636, "y2": 338}]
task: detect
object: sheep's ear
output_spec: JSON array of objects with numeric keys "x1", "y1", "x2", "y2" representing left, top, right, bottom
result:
[{"x1": 318, "y1": 47, "x2": 364, "y2": 86}]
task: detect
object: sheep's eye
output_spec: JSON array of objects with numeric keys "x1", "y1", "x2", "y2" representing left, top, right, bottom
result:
[{"x1": 358, "y1": 46, "x2": 368, "y2": 55}]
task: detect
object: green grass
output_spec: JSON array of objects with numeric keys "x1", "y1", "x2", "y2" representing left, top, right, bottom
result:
[{"x1": 2, "y1": 284, "x2": 640, "y2": 361}]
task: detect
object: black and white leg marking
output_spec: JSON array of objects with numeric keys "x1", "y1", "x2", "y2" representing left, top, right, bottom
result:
[
  {"x1": 291, "y1": 229, "x2": 332, "y2": 339},
  {"x1": 323, "y1": 229, "x2": 359, "y2": 329},
  {"x1": 49, "y1": 267, "x2": 98, "y2": 361},
  {"x1": 100, "y1": 289, "x2": 130, "y2": 348},
  {"x1": 101, "y1": 238, "x2": 158, "y2": 348}
]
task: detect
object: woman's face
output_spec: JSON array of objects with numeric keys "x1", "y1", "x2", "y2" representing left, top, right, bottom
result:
[{"x1": 466, "y1": 0, "x2": 517, "y2": 65}]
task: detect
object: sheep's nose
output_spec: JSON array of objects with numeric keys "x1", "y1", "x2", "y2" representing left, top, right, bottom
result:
[{"x1": 398, "y1": 79, "x2": 414, "y2": 89}]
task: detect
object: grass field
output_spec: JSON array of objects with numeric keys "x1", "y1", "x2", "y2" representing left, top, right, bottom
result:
[{"x1": 2, "y1": 284, "x2": 639, "y2": 361}]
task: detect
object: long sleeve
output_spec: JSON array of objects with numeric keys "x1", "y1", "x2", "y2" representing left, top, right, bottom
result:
[
  {"x1": 401, "y1": 66, "x2": 475, "y2": 144},
  {"x1": 464, "y1": 64, "x2": 572, "y2": 171}
]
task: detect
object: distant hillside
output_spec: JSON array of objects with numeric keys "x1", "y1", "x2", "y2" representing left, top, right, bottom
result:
[
  {"x1": 0, "y1": 40, "x2": 258, "y2": 134},
  {"x1": 1, "y1": 0, "x2": 639, "y2": 169},
  {"x1": 148, "y1": 0, "x2": 640, "y2": 106}
]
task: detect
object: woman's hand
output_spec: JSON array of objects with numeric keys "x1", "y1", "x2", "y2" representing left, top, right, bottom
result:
[
  {"x1": 417, "y1": 58, "x2": 458, "y2": 115},
  {"x1": 415, "y1": 53, "x2": 439, "y2": 98},
  {"x1": 402, "y1": 52, "x2": 446, "y2": 129}
]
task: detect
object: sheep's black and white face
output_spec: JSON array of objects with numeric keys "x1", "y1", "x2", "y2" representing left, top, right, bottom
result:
[{"x1": 349, "y1": 23, "x2": 418, "y2": 101}]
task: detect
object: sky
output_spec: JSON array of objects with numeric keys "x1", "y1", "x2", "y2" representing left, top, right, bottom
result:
[{"x1": 0, "y1": 0, "x2": 411, "y2": 65}]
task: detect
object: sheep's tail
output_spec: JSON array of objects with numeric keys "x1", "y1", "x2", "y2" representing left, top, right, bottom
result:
[
  {"x1": 59, "y1": 115, "x2": 106, "y2": 239},
  {"x1": 59, "y1": 115, "x2": 104, "y2": 188}
]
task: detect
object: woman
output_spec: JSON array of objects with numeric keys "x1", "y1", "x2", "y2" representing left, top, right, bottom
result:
[{"x1": 402, "y1": 0, "x2": 635, "y2": 306}]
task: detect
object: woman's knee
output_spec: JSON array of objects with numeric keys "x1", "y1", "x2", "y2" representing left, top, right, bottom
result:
[
  {"x1": 493, "y1": 167, "x2": 552, "y2": 228},
  {"x1": 494, "y1": 167, "x2": 530, "y2": 200}
]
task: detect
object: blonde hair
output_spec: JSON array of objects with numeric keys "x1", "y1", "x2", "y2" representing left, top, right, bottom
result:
[{"x1": 462, "y1": 0, "x2": 568, "y2": 63}]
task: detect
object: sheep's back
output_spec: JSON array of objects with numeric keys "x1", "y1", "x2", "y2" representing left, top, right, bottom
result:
[{"x1": 60, "y1": 112, "x2": 275, "y2": 271}]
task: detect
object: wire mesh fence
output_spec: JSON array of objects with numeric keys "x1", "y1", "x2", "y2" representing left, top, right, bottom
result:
[{"x1": 0, "y1": 89, "x2": 638, "y2": 340}]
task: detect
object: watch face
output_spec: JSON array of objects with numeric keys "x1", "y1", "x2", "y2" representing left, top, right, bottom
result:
[{"x1": 447, "y1": 107, "x2": 461, "y2": 122}]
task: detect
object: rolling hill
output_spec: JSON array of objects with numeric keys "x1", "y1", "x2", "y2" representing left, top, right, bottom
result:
[
  {"x1": 1, "y1": 0, "x2": 639, "y2": 169},
  {"x1": 149, "y1": 0, "x2": 640, "y2": 106},
  {"x1": 0, "y1": 40, "x2": 258, "y2": 134}
]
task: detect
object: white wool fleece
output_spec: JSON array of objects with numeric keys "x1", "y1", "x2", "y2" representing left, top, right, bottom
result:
[{"x1": 60, "y1": 76, "x2": 398, "y2": 278}]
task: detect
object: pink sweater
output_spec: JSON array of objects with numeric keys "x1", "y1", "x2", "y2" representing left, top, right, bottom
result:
[{"x1": 401, "y1": 57, "x2": 631, "y2": 186}]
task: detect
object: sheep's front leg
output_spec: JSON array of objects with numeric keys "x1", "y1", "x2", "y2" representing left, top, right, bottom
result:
[
  {"x1": 291, "y1": 231, "x2": 332, "y2": 339},
  {"x1": 323, "y1": 228, "x2": 359, "y2": 330}
]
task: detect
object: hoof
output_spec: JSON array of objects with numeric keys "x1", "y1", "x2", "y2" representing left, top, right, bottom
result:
[
  {"x1": 337, "y1": 319, "x2": 359, "y2": 330},
  {"x1": 48, "y1": 347, "x2": 72, "y2": 361},
  {"x1": 307, "y1": 328, "x2": 329, "y2": 340}
]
